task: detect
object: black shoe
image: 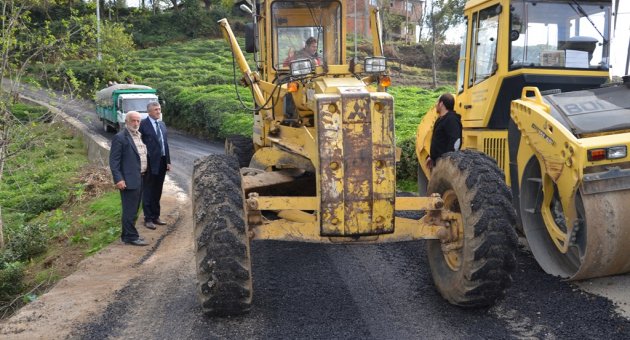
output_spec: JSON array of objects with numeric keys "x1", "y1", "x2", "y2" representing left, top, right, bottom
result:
[
  {"x1": 153, "y1": 218, "x2": 167, "y2": 225},
  {"x1": 144, "y1": 221, "x2": 156, "y2": 230},
  {"x1": 124, "y1": 239, "x2": 148, "y2": 246}
]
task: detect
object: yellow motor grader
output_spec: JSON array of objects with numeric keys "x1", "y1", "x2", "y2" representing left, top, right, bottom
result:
[
  {"x1": 417, "y1": 0, "x2": 630, "y2": 281},
  {"x1": 192, "y1": 0, "x2": 518, "y2": 316}
]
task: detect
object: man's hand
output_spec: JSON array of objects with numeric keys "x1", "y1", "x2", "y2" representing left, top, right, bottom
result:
[
  {"x1": 166, "y1": 164, "x2": 171, "y2": 172},
  {"x1": 115, "y1": 180, "x2": 126, "y2": 190},
  {"x1": 425, "y1": 156, "x2": 434, "y2": 171}
]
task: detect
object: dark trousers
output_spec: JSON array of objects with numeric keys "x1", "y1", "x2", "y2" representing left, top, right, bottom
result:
[
  {"x1": 143, "y1": 156, "x2": 167, "y2": 222},
  {"x1": 120, "y1": 185, "x2": 143, "y2": 242}
]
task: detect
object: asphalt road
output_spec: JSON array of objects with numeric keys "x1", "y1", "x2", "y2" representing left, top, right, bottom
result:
[{"x1": 18, "y1": 85, "x2": 630, "y2": 339}]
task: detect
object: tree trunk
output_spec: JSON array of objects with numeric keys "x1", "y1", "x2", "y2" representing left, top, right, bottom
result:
[
  {"x1": 0, "y1": 110, "x2": 6, "y2": 249},
  {"x1": 170, "y1": 0, "x2": 179, "y2": 11},
  {"x1": 430, "y1": 5, "x2": 438, "y2": 88},
  {"x1": 431, "y1": 36, "x2": 437, "y2": 88},
  {"x1": 0, "y1": 206, "x2": 4, "y2": 249}
]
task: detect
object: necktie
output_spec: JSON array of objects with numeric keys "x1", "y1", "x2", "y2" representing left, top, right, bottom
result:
[{"x1": 155, "y1": 121, "x2": 165, "y2": 156}]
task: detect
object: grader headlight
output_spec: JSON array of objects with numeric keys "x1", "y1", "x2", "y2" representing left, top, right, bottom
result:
[
  {"x1": 587, "y1": 146, "x2": 627, "y2": 161},
  {"x1": 607, "y1": 146, "x2": 627, "y2": 159},
  {"x1": 290, "y1": 58, "x2": 314, "y2": 77},
  {"x1": 364, "y1": 57, "x2": 387, "y2": 73}
]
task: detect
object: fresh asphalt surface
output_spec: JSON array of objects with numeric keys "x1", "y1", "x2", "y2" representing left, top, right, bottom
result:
[{"x1": 19, "y1": 85, "x2": 630, "y2": 339}]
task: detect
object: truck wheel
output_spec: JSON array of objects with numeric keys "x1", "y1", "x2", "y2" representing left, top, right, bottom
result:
[
  {"x1": 192, "y1": 154, "x2": 253, "y2": 316},
  {"x1": 102, "y1": 120, "x2": 115, "y2": 133},
  {"x1": 426, "y1": 150, "x2": 518, "y2": 307},
  {"x1": 225, "y1": 135, "x2": 254, "y2": 168}
]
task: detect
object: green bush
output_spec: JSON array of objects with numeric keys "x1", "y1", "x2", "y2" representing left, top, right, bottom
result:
[
  {"x1": 0, "y1": 121, "x2": 86, "y2": 226},
  {"x1": 124, "y1": 7, "x2": 231, "y2": 48},
  {"x1": 4, "y1": 223, "x2": 49, "y2": 262},
  {"x1": 10, "y1": 103, "x2": 51, "y2": 122},
  {"x1": 397, "y1": 138, "x2": 419, "y2": 184},
  {"x1": 0, "y1": 261, "x2": 25, "y2": 300}
]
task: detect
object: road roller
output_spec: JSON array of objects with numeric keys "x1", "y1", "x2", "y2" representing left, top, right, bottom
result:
[{"x1": 416, "y1": 0, "x2": 630, "y2": 280}]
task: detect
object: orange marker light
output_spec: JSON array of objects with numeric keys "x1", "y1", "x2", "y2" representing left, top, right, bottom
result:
[
  {"x1": 587, "y1": 148, "x2": 606, "y2": 161},
  {"x1": 379, "y1": 75, "x2": 391, "y2": 88},
  {"x1": 287, "y1": 81, "x2": 299, "y2": 93}
]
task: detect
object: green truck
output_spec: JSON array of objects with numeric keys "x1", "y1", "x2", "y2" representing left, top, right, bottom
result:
[{"x1": 95, "y1": 84, "x2": 159, "y2": 132}]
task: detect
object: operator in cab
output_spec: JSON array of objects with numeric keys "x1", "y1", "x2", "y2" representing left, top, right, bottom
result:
[
  {"x1": 426, "y1": 93, "x2": 462, "y2": 170},
  {"x1": 284, "y1": 37, "x2": 321, "y2": 66}
]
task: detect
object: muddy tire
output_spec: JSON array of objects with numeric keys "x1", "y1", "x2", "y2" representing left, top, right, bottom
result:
[
  {"x1": 192, "y1": 154, "x2": 253, "y2": 316},
  {"x1": 225, "y1": 135, "x2": 254, "y2": 168},
  {"x1": 426, "y1": 150, "x2": 518, "y2": 307}
]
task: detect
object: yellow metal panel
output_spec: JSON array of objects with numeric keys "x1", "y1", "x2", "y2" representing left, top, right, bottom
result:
[
  {"x1": 370, "y1": 92, "x2": 396, "y2": 234},
  {"x1": 395, "y1": 196, "x2": 444, "y2": 211},
  {"x1": 316, "y1": 95, "x2": 345, "y2": 235},
  {"x1": 340, "y1": 87, "x2": 374, "y2": 235},
  {"x1": 250, "y1": 217, "x2": 442, "y2": 243},
  {"x1": 415, "y1": 107, "x2": 439, "y2": 177},
  {"x1": 461, "y1": 129, "x2": 510, "y2": 183},
  {"x1": 254, "y1": 196, "x2": 318, "y2": 211}
]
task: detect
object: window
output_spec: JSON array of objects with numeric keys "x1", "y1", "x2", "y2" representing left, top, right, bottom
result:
[
  {"x1": 509, "y1": 0, "x2": 610, "y2": 70},
  {"x1": 471, "y1": 5, "x2": 499, "y2": 85},
  {"x1": 457, "y1": 17, "x2": 468, "y2": 94},
  {"x1": 272, "y1": 1, "x2": 341, "y2": 70}
]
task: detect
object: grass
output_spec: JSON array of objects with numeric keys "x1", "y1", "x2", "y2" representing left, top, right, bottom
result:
[{"x1": 0, "y1": 103, "x2": 120, "y2": 318}]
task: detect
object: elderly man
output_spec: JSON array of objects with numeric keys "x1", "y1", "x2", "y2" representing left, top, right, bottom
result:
[
  {"x1": 109, "y1": 111, "x2": 149, "y2": 246},
  {"x1": 139, "y1": 102, "x2": 171, "y2": 230}
]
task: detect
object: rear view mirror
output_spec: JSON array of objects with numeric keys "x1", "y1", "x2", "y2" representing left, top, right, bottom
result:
[{"x1": 245, "y1": 23, "x2": 258, "y2": 53}]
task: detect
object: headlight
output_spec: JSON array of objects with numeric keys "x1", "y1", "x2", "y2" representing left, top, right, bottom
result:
[
  {"x1": 290, "y1": 58, "x2": 313, "y2": 77},
  {"x1": 607, "y1": 146, "x2": 627, "y2": 159},
  {"x1": 364, "y1": 57, "x2": 387, "y2": 73}
]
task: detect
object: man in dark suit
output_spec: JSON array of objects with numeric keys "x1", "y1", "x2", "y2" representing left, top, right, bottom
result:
[
  {"x1": 109, "y1": 111, "x2": 149, "y2": 246},
  {"x1": 139, "y1": 102, "x2": 171, "y2": 230}
]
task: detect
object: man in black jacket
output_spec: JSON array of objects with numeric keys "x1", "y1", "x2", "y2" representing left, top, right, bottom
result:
[
  {"x1": 109, "y1": 111, "x2": 148, "y2": 246},
  {"x1": 139, "y1": 102, "x2": 171, "y2": 230},
  {"x1": 426, "y1": 93, "x2": 462, "y2": 170}
]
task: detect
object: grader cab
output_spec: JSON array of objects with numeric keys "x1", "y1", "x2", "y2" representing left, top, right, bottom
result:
[
  {"x1": 192, "y1": 0, "x2": 518, "y2": 316},
  {"x1": 417, "y1": 0, "x2": 630, "y2": 281}
]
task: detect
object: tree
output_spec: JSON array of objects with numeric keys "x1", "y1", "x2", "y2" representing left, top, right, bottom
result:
[
  {"x1": 0, "y1": 0, "x2": 94, "y2": 248},
  {"x1": 422, "y1": 0, "x2": 465, "y2": 87}
]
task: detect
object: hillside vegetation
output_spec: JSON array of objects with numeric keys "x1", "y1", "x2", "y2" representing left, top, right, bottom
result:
[{"x1": 0, "y1": 104, "x2": 119, "y2": 318}]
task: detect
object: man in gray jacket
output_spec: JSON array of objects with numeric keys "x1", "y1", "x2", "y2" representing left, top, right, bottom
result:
[{"x1": 109, "y1": 111, "x2": 149, "y2": 246}]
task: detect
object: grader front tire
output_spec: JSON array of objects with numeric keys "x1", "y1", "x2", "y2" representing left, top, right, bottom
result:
[
  {"x1": 225, "y1": 135, "x2": 254, "y2": 168},
  {"x1": 192, "y1": 154, "x2": 253, "y2": 316},
  {"x1": 427, "y1": 150, "x2": 518, "y2": 307}
]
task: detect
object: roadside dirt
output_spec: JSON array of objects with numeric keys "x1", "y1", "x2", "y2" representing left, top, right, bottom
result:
[{"x1": 0, "y1": 178, "x2": 190, "y2": 339}]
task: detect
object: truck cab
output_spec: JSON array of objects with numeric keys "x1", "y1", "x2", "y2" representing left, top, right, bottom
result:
[{"x1": 95, "y1": 84, "x2": 159, "y2": 132}]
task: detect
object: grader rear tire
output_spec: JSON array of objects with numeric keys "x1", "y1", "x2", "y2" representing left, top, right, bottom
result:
[
  {"x1": 427, "y1": 150, "x2": 518, "y2": 307},
  {"x1": 225, "y1": 135, "x2": 254, "y2": 168},
  {"x1": 192, "y1": 154, "x2": 253, "y2": 316}
]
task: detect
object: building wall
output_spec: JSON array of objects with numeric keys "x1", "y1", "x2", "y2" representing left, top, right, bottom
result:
[{"x1": 346, "y1": 0, "x2": 424, "y2": 42}]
